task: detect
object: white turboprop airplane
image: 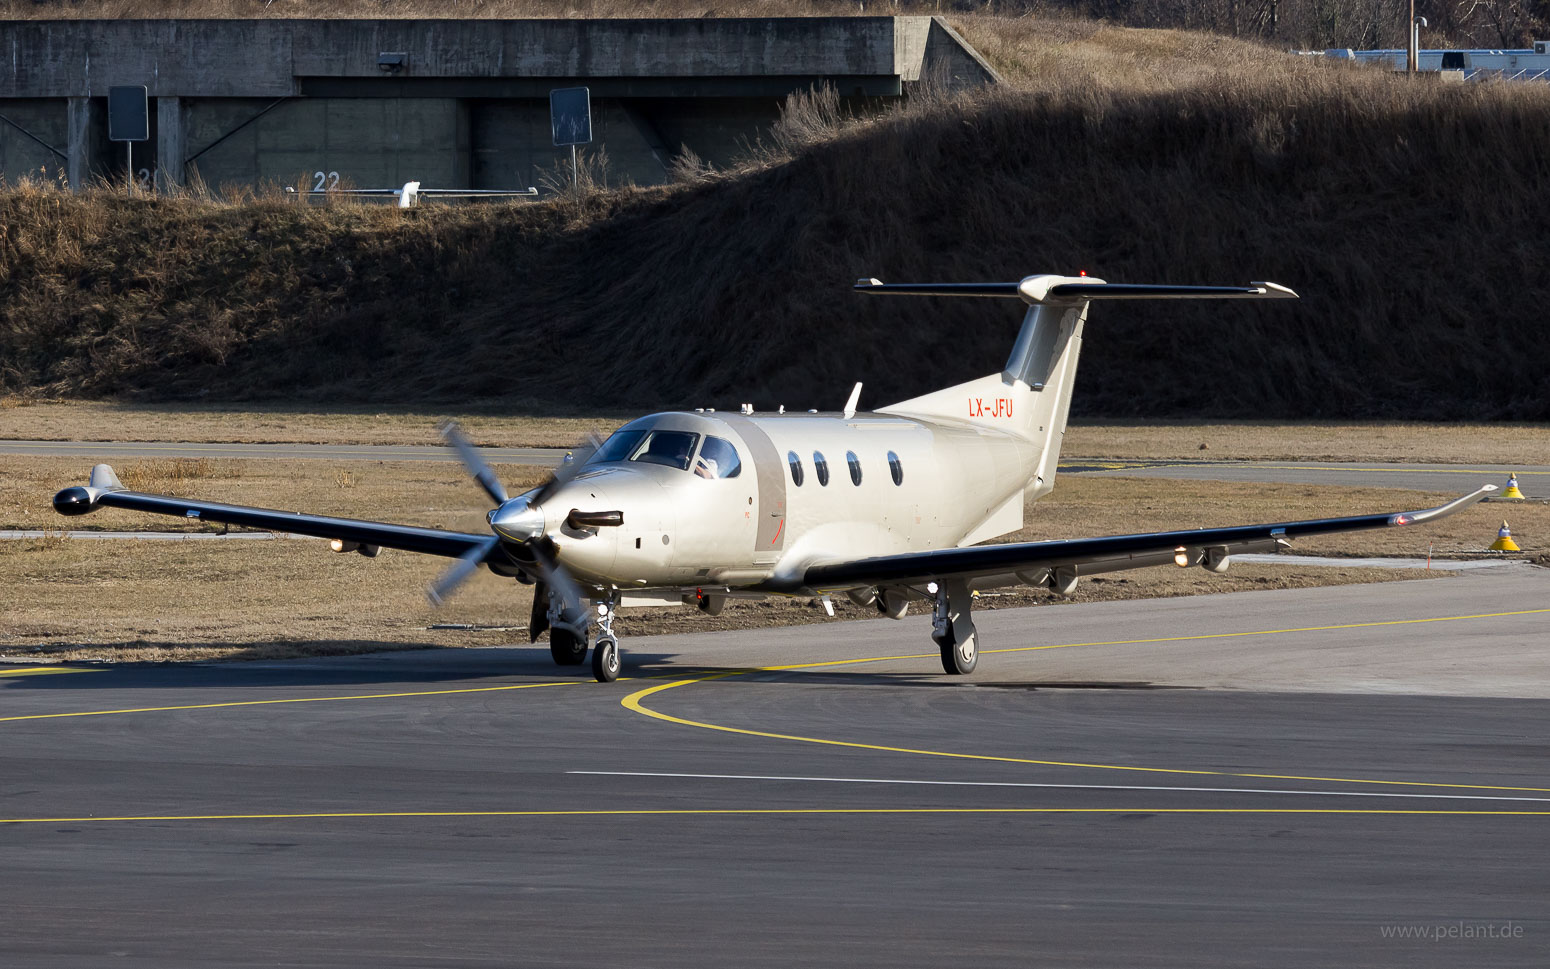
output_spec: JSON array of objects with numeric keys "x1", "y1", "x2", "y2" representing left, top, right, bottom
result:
[{"x1": 54, "y1": 274, "x2": 1495, "y2": 682}]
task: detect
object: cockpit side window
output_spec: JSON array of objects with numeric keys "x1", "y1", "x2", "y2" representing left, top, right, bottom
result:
[
  {"x1": 630, "y1": 430, "x2": 701, "y2": 471},
  {"x1": 695, "y1": 436, "x2": 742, "y2": 479},
  {"x1": 590, "y1": 429, "x2": 646, "y2": 465}
]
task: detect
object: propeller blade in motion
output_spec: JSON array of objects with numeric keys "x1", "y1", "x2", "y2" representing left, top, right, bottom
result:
[
  {"x1": 532, "y1": 433, "x2": 603, "y2": 506},
  {"x1": 427, "y1": 535, "x2": 501, "y2": 606},
  {"x1": 533, "y1": 540, "x2": 588, "y2": 633},
  {"x1": 528, "y1": 580, "x2": 551, "y2": 643},
  {"x1": 438, "y1": 421, "x2": 508, "y2": 506}
]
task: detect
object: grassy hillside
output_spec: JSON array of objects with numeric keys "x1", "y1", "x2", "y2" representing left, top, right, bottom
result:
[{"x1": 3, "y1": 23, "x2": 1549, "y2": 418}]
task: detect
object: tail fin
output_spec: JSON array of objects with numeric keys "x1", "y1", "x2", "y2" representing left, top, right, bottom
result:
[{"x1": 867, "y1": 274, "x2": 1296, "y2": 497}]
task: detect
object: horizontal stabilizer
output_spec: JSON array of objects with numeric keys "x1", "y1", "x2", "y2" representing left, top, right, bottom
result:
[
  {"x1": 856, "y1": 275, "x2": 1298, "y2": 305},
  {"x1": 854, "y1": 280, "x2": 1023, "y2": 298}
]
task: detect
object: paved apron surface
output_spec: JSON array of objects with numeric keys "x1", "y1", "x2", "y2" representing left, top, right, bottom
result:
[{"x1": 4, "y1": 569, "x2": 1548, "y2": 967}]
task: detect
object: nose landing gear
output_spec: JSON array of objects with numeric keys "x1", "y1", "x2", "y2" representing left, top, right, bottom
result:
[
  {"x1": 591, "y1": 599, "x2": 621, "y2": 683},
  {"x1": 539, "y1": 588, "x2": 621, "y2": 681}
]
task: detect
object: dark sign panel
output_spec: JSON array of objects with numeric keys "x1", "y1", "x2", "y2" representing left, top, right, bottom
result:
[
  {"x1": 108, "y1": 85, "x2": 149, "y2": 142},
  {"x1": 549, "y1": 87, "x2": 592, "y2": 147}
]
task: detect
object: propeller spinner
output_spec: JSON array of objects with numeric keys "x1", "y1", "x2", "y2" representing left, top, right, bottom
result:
[{"x1": 428, "y1": 422, "x2": 600, "y2": 638}]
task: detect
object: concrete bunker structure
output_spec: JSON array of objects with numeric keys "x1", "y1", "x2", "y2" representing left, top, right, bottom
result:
[{"x1": 1, "y1": 17, "x2": 998, "y2": 193}]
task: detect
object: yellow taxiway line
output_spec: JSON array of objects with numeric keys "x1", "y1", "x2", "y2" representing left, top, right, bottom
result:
[
  {"x1": 621, "y1": 607, "x2": 1550, "y2": 795},
  {"x1": 8, "y1": 606, "x2": 1550, "y2": 813},
  {"x1": 0, "y1": 678, "x2": 577, "y2": 723},
  {"x1": 0, "y1": 666, "x2": 101, "y2": 678},
  {"x1": 5, "y1": 807, "x2": 1550, "y2": 825}
]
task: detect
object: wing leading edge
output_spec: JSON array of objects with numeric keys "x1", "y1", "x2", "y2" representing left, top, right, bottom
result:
[
  {"x1": 802, "y1": 486, "x2": 1497, "y2": 590},
  {"x1": 53, "y1": 464, "x2": 494, "y2": 560}
]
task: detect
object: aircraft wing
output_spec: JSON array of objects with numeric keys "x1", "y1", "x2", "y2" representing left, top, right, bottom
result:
[
  {"x1": 55, "y1": 465, "x2": 495, "y2": 560},
  {"x1": 802, "y1": 486, "x2": 1496, "y2": 591}
]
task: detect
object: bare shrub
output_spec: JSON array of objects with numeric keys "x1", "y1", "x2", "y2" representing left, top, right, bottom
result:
[
  {"x1": 118, "y1": 459, "x2": 229, "y2": 495},
  {"x1": 668, "y1": 147, "x2": 716, "y2": 184},
  {"x1": 768, "y1": 85, "x2": 853, "y2": 156},
  {"x1": 537, "y1": 147, "x2": 614, "y2": 199},
  {"x1": 25, "y1": 530, "x2": 71, "y2": 551}
]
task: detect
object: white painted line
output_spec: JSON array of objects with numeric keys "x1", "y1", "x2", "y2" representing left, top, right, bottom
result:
[
  {"x1": 568, "y1": 771, "x2": 1550, "y2": 803},
  {"x1": 0, "y1": 530, "x2": 312, "y2": 541},
  {"x1": 1235, "y1": 553, "x2": 1520, "y2": 571}
]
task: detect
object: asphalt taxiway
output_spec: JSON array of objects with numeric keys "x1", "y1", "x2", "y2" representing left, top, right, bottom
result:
[{"x1": 4, "y1": 567, "x2": 1548, "y2": 967}]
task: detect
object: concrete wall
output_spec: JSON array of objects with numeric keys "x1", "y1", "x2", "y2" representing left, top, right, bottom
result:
[
  {"x1": 185, "y1": 98, "x2": 469, "y2": 190},
  {"x1": 0, "y1": 17, "x2": 996, "y2": 193},
  {"x1": 4, "y1": 18, "x2": 920, "y2": 98},
  {"x1": 0, "y1": 100, "x2": 68, "y2": 183}
]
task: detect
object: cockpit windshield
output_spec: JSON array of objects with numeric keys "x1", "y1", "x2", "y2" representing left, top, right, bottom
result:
[
  {"x1": 629, "y1": 430, "x2": 701, "y2": 471},
  {"x1": 590, "y1": 429, "x2": 646, "y2": 465}
]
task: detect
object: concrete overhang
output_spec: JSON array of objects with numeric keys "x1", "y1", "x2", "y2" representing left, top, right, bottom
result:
[{"x1": 2, "y1": 17, "x2": 999, "y2": 99}]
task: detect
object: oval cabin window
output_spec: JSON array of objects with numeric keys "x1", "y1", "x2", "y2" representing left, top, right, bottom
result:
[
  {"x1": 846, "y1": 451, "x2": 862, "y2": 486},
  {"x1": 887, "y1": 451, "x2": 903, "y2": 486},
  {"x1": 813, "y1": 452, "x2": 830, "y2": 487},
  {"x1": 787, "y1": 451, "x2": 804, "y2": 487}
]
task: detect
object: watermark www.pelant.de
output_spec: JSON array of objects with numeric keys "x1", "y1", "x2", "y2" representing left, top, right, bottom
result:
[{"x1": 1380, "y1": 921, "x2": 1525, "y2": 942}]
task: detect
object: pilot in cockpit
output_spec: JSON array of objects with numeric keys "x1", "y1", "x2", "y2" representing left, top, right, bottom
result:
[{"x1": 641, "y1": 432, "x2": 694, "y2": 469}]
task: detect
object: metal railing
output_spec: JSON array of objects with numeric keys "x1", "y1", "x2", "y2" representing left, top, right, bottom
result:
[{"x1": 283, "y1": 181, "x2": 539, "y2": 207}]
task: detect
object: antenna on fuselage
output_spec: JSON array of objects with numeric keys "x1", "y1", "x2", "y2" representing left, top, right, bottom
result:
[{"x1": 842, "y1": 382, "x2": 862, "y2": 420}]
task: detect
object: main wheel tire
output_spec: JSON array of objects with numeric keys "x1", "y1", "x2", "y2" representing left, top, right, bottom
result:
[
  {"x1": 592, "y1": 636, "x2": 621, "y2": 683},
  {"x1": 939, "y1": 631, "x2": 977, "y2": 675},
  {"x1": 550, "y1": 627, "x2": 588, "y2": 666}
]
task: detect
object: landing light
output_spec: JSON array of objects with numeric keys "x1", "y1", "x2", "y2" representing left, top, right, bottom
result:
[{"x1": 1173, "y1": 546, "x2": 1190, "y2": 567}]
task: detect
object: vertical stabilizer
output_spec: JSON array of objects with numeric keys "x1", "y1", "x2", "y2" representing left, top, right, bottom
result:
[
  {"x1": 860, "y1": 274, "x2": 1296, "y2": 499},
  {"x1": 873, "y1": 275, "x2": 1095, "y2": 500}
]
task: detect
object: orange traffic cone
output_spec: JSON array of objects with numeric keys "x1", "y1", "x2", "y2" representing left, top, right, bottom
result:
[
  {"x1": 1501, "y1": 474, "x2": 1526, "y2": 500},
  {"x1": 1489, "y1": 521, "x2": 1521, "y2": 552}
]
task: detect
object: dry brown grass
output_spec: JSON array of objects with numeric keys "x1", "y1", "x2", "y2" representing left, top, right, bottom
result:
[
  {"x1": 11, "y1": 455, "x2": 1545, "y2": 551},
  {"x1": 5, "y1": 402, "x2": 1545, "y2": 464},
  {"x1": 114, "y1": 458, "x2": 230, "y2": 495},
  {"x1": 1065, "y1": 421, "x2": 1550, "y2": 465},
  {"x1": 6, "y1": 452, "x2": 1537, "y2": 663},
  {"x1": 0, "y1": 530, "x2": 1438, "y2": 664},
  {"x1": 0, "y1": 400, "x2": 625, "y2": 446},
  {"x1": 0, "y1": 456, "x2": 551, "y2": 534}
]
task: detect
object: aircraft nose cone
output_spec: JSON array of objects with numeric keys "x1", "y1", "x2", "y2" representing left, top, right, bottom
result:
[{"x1": 489, "y1": 495, "x2": 546, "y2": 543}]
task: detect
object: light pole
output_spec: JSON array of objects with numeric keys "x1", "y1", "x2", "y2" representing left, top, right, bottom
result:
[{"x1": 1409, "y1": 12, "x2": 1427, "y2": 72}]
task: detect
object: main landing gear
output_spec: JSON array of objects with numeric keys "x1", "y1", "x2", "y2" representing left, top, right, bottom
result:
[
  {"x1": 931, "y1": 579, "x2": 978, "y2": 675},
  {"x1": 544, "y1": 589, "x2": 623, "y2": 683}
]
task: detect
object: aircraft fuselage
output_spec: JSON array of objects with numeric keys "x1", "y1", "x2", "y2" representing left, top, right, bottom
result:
[{"x1": 531, "y1": 409, "x2": 1042, "y2": 595}]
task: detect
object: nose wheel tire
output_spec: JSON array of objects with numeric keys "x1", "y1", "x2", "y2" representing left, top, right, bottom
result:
[
  {"x1": 592, "y1": 636, "x2": 621, "y2": 682},
  {"x1": 549, "y1": 627, "x2": 588, "y2": 666}
]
